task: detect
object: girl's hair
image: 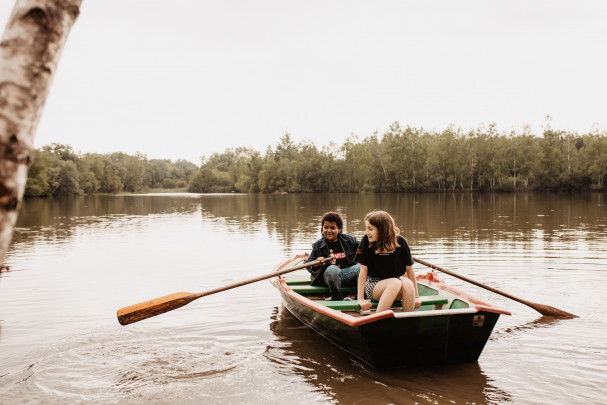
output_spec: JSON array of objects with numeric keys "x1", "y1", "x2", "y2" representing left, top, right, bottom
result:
[
  {"x1": 321, "y1": 211, "x2": 343, "y2": 233},
  {"x1": 365, "y1": 210, "x2": 400, "y2": 252}
]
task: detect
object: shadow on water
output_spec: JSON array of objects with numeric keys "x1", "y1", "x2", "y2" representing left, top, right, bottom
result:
[
  {"x1": 266, "y1": 306, "x2": 512, "y2": 405},
  {"x1": 490, "y1": 314, "x2": 568, "y2": 341}
]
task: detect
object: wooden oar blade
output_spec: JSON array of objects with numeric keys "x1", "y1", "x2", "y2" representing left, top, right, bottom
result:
[
  {"x1": 116, "y1": 257, "x2": 324, "y2": 326},
  {"x1": 529, "y1": 302, "x2": 578, "y2": 319},
  {"x1": 117, "y1": 292, "x2": 201, "y2": 325}
]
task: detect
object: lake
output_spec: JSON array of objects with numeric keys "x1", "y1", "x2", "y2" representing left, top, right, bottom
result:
[{"x1": 1, "y1": 193, "x2": 606, "y2": 404}]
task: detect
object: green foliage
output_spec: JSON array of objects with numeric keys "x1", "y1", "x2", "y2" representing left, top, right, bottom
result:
[
  {"x1": 25, "y1": 149, "x2": 50, "y2": 197},
  {"x1": 188, "y1": 123, "x2": 607, "y2": 194},
  {"x1": 24, "y1": 143, "x2": 197, "y2": 198},
  {"x1": 25, "y1": 124, "x2": 607, "y2": 198}
]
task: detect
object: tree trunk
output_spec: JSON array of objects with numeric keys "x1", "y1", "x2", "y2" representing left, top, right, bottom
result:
[
  {"x1": 0, "y1": 0, "x2": 81, "y2": 267},
  {"x1": 513, "y1": 158, "x2": 517, "y2": 189},
  {"x1": 376, "y1": 148, "x2": 388, "y2": 182}
]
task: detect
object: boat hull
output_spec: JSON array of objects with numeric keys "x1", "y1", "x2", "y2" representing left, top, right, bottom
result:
[
  {"x1": 278, "y1": 286, "x2": 500, "y2": 368},
  {"x1": 273, "y1": 255, "x2": 509, "y2": 369}
]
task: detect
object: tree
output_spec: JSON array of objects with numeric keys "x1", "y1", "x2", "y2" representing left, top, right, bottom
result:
[
  {"x1": 24, "y1": 149, "x2": 50, "y2": 196},
  {"x1": 109, "y1": 152, "x2": 148, "y2": 192},
  {"x1": 534, "y1": 119, "x2": 566, "y2": 191},
  {"x1": 580, "y1": 133, "x2": 607, "y2": 189},
  {"x1": 83, "y1": 153, "x2": 123, "y2": 193},
  {"x1": 48, "y1": 158, "x2": 80, "y2": 195},
  {"x1": 0, "y1": 0, "x2": 82, "y2": 266}
]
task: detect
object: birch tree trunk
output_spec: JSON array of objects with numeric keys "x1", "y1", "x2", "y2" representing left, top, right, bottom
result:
[{"x1": 0, "y1": 0, "x2": 81, "y2": 267}]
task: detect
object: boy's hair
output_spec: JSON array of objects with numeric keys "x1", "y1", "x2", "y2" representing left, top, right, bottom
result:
[
  {"x1": 364, "y1": 210, "x2": 401, "y2": 252},
  {"x1": 321, "y1": 211, "x2": 344, "y2": 232}
]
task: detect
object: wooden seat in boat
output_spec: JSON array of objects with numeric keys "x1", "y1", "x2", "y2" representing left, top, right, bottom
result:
[
  {"x1": 289, "y1": 285, "x2": 358, "y2": 295},
  {"x1": 317, "y1": 296, "x2": 449, "y2": 311}
]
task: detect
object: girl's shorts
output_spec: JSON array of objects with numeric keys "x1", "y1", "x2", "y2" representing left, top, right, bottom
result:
[{"x1": 364, "y1": 276, "x2": 382, "y2": 300}]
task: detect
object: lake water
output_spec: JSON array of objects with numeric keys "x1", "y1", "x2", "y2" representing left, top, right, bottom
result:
[{"x1": 1, "y1": 193, "x2": 606, "y2": 404}]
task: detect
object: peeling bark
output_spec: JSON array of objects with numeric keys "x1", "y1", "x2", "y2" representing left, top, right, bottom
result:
[{"x1": 0, "y1": 0, "x2": 81, "y2": 266}]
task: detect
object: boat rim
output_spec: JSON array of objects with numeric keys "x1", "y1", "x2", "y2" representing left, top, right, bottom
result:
[{"x1": 272, "y1": 254, "x2": 511, "y2": 327}]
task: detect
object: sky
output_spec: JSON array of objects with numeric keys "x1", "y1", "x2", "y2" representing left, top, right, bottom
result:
[{"x1": 2, "y1": 1, "x2": 606, "y2": 164}]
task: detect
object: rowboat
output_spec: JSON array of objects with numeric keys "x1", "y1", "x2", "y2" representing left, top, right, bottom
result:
[{"x1": 271, "y1": 254, "x2": 511, "y2": 369}]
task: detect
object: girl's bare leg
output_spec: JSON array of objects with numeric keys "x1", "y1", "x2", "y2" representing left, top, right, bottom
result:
[
  {"x1": 399, "y1": 278, "x2": 416, "y2": 312},
  {"x1": 373, "y1": 278, "x2": 402, "y2": 312}
]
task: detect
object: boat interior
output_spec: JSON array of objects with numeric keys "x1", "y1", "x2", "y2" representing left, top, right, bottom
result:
[{"x1": 280, "y1": 268, "x2": 478, "y2": 319}]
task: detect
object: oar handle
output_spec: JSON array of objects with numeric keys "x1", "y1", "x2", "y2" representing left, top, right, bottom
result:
[{"x1": 194, "y1": 258, "x2": 324, "y2": 299}]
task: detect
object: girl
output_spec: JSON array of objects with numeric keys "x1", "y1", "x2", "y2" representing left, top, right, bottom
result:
[{"x1": 356, "y1": 210, "x2": 421, "y2": 313}]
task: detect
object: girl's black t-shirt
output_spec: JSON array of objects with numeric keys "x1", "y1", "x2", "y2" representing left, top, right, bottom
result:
[{"x1": 355, "y1": 235, "x2": 414, "y2": 279}]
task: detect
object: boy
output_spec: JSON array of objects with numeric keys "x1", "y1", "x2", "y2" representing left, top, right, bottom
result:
[{"x1": 306, "y1": 211, "x2": 360, "y2": 301}]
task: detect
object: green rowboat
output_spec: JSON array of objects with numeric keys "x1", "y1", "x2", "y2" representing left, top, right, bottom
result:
[{"x1": 271, "y1": 254, "x2": 511, "y2": 369}]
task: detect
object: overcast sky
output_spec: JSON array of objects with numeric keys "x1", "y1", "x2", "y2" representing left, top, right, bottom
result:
[{"x1": 2, "y1": 1, "x2": 606, "y2": 164}]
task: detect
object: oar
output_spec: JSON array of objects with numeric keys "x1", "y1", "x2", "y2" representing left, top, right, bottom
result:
[
  {"x1": 117, "y1": 258, "x2": 324, "y2": 325},
  {"x1": 413, "y1": 257, "x2": 578, "y2": 318}
]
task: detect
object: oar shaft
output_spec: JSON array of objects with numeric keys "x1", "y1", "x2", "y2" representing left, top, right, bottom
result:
[
  {"x1": 117, "y1": 258, "x2": 322, "y2": 325},
  {"x1": 196, "y1": 259, "x2": 320, "y2": 299},
  {"x1": 413, "y1": 256, "x2": 577, "y2": 318},
  {"x1": 413, "y1": 257, "x2": 526, "y2": 305}
]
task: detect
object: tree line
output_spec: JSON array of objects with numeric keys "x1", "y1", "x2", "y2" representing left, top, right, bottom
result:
[
  {"x1": 25, "y1": 121, "x2": 607, "y2": 197},
  {"x1": 25, "y1": 144, "x2": 198, "y2": 197},
  {"x1": 188, "y1": 121, "x2": 606, "y2": 193}
]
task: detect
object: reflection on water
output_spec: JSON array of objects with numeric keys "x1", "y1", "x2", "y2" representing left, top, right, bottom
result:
[
  {"x1": 266, "y1": 307, "x2": 510, "y2": 404},
  {"x1": 14, "y1": 192, "x2": 607, "y2": 248},
  {"x1": 267, "y1": 305, "x2": 512, "y2": 404},
  {"x1": 1, "y1": 192, "x2": 606, "y2": 404}
]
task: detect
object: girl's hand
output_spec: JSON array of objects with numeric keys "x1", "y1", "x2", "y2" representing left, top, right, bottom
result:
[
  {"x1": 358, "y1": 299, "x2": 372, "y2": 311},
  {"x1": 414, "y1": 297, "x2": 422, "y2": 309}
]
